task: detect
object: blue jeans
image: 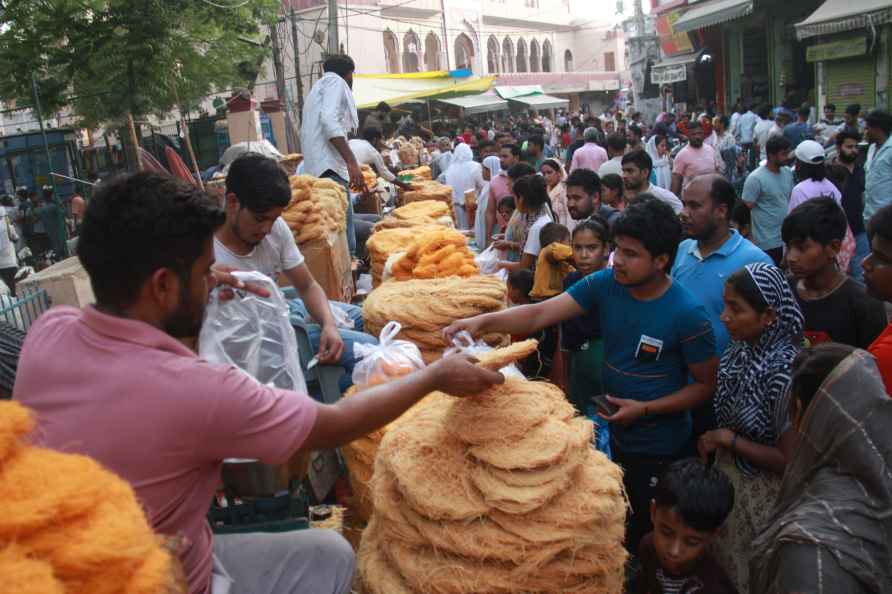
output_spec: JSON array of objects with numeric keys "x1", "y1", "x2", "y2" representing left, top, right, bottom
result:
[
  {"x1": 849, "y1": 231, "x2": 870, "y2": 283},
  {"x1": 319, "y1": 170, "x2": 357, "y2": 255},
  {"x1": 285, "y1": 294, "x2": 378, "y2": 392}
]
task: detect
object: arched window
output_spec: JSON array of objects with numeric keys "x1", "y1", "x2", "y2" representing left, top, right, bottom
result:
[
  {"x1": 424, "y1": 32, "x2": 441, "y2": 71},
  {"x1": 487, "y1": 35, "x2": 500, "y2": 74},
  {"x1": 529, "y1": 39, "x2": 540, "y2": 73},
  {"x1": 542, "y1": 39, "x2": 553, "y2": 72},
  {"x1": 501, "y1": 37, "x2": 514, "y2": 73},
  {"x1": 402, "y1": 30, "x2": 420, "y2": 72},
  {"x1": 516, "y1": 38, "x2": 528, "y2": 73},
  {"x1": 383, "y1": 30, "x2": 400, "y2": 73},
  {"x1": 454, "y1": 33, "x2": 474, "y2": 72},
  {"x1": 564, "y1": 49, "x2": 574, "y2": 72}
]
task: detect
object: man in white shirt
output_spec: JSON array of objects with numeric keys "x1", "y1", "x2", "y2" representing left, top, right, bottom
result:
[
  {"x1": 597, "y1": 133, "x2": 627, "y2": 178},
  {"x1": 621, "y1": 148, "x2": 683, "y2": 213},
  {"x1": 430, "y1": 137, "x2": 454, "y2": 179},
  {"x1": 0, "y1": 195, "x2": 18, "y2": 294},
  {"x1": 216, "y1": 154, "x2": 378, "y2": 390},
  {"x1": 736, "y1": 103, "x2": 759, "y2": 169},
  {"x1": 300, "y1": 54, "x2": 375, "y2": 257},
  {"x1": 348, "y1": 129, "x2": 411, "y2": 191},
  {"x1": 753, "y1": 103, "x2": 775, "y2": 164}
]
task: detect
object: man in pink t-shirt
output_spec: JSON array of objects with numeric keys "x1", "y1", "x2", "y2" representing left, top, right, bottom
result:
[
  {"x1": 570, "y1": 127, "x2": 609, "y2": 173},
  {"x1": 672, "y1": 122, "x2": 719, "y2": 196},
  {"x1": 14, "y1": 172, "x2": 503, "y2": 594}
]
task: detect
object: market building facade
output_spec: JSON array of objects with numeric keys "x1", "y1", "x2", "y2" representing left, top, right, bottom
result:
[{"x1": 648, "y1": 0, "x2": 892, "y2": 114}]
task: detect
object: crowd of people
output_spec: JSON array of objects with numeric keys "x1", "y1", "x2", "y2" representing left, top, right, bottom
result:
[
  {"x1": 388, "y1": 80, "x2": 892, "y2": 592},
  {"x1": 4, "y1": 52, "x2": 891, "y2": 594}
]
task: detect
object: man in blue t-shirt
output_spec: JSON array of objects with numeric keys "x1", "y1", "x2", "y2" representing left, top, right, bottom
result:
[
  {"x1": 673, "y1": 174, "x2": 772, "y2": 356},
  {"x1": 445, "y1": 198, "x2": 718, "y2": 552}
]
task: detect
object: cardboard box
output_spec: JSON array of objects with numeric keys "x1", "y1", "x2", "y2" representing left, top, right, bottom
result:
[
  {"x1": 18, "y1": 256, "x2": 95, "y2": 308},
  {"x1": 300, "y1": 229, "x2": 353, "y2": 302}
]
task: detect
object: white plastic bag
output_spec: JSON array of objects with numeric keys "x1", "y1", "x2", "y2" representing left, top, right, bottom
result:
[
  {"x1": 475, "y1": 244, "x2": 508, "y2": 282},
  {"x1": 444, "y1": 331, "x2": 525, "y2": 380},
  {"x1": 199, "y1": 270, "x2": 307, "y2": 394},
  {"x1": 352, "y1": 321, "x2": 425, "y2": 387}
]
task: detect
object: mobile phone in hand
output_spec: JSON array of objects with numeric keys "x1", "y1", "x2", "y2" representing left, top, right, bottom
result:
[{"x1": 592, "y1": 394, "x2": 618, "y2": 417}]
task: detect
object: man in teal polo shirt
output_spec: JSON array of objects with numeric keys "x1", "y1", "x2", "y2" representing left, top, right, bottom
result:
[{"x1": 673, "y1": 174, "x2": 772, "y2": 356}]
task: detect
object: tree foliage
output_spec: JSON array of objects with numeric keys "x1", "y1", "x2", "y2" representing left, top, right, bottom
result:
[{"x1": 0, "y1": 0, "x2": 280, "y2": 127}]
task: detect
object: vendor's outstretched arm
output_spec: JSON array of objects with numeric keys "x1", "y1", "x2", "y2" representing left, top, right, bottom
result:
[
  {"x1": 443, "y1": 293, "x2": 584, "y2": 343},
  {"x1": 301, "y1": 355, "x2": 504, "y2": 450}
]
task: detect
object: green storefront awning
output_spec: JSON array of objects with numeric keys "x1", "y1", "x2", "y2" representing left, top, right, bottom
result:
[
  {"x1": 672, "y1": 0, "x2": 753, "y2": 33},
  {"x1": 806, "y1": 36, "x2": 868, "y2": 62},
  {"x1": 797, "y1": 0, "x2": 892, "y2": 41}
]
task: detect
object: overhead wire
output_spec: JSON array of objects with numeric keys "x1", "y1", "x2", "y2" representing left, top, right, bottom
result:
[{"x1": 197, "y1": 0, "x2": 253, "y2": 9}]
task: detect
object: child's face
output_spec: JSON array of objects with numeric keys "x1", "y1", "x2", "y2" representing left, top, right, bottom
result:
[
  {"x1": 507, "y1": 285, "x2": 529, "y2": 305},
  {"x1": 730, "y1": 220, "x2": 750, "y2": 239},
  {"x1": 498, "y1": 205, "x2": 515, "y2": 220},
  {"x1": 786, "y1": 237, "x2": 840, "y2": 281},
  {"x1": 571, "y1": 229, "x2": 608, "y2": 275},
  {"x1": 649, "y1": 503, "x2": 715, "y2": 577}
]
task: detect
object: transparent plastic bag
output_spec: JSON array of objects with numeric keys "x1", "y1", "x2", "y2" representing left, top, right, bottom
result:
[
  {"x1": 475, "y1": 244, "x2": 508, "y2": 282},
  {"x1": 444, "y1": 331, "x2": 526, "y2": 380},
  {"x1": 199, "y1": 270, "x2": 307, "y2": 394},
  {"x1": 352, "y1": 321, "x2": 425, "y2": 387}
]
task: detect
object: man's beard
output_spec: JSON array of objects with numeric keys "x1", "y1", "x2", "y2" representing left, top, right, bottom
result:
[
  {"x1": 569, "y1": 199, "x2": 595, "y2": 220},
  {"x1": 163, "y1": 282, "x2": 206, "y2": 338},
  {"x1": 690, "y1": 139, "x2": 703, "y2": 148},
  {"x1": 839, "y1": 151, "x2": 857, "y2": 164}
]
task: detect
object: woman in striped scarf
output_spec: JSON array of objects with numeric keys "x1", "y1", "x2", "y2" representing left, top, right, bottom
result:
[{"x1": 697, "y1": 262, "x2": 804, "y2": 593}]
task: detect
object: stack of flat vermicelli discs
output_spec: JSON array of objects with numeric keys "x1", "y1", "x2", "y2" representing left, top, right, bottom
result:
[
  {"x1": 359, "y1": 372, "x2": 628, "y2": 594},
  {"x1": 362, "y1": 276, "x2": 507, "y2": 363}
]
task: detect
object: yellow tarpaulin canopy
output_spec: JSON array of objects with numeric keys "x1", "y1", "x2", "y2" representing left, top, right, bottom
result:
[{"x1": 352, "y1": 73, "x2": 495, "y2": 110}]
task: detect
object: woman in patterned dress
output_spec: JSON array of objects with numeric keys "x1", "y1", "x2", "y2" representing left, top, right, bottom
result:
[{"x1": 696, "y1": 262, "x2": 804, "y2": 593}]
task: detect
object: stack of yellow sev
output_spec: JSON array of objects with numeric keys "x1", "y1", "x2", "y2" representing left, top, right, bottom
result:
[{"x1": 282, "y1": 175, "x2": 349, "y2": 244}]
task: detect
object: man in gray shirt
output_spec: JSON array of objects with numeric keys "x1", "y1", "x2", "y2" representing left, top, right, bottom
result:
[{"x1": 741, "y1": 135, "x2": 794, "y2": 265}]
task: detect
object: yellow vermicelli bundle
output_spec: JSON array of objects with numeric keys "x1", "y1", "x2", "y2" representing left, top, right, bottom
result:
[
  {"x1": 362, "y1": 276, "x2": 507, "y2": 362},
  {"x1": 392, "y1": 200, "x2": 451, "y2": 221},
  {"x1": 397, "y1": 165, "x2": 431, "y2": 181},
  {"x1": 391, "y1": 228, "x2": 478, "y2": 281},
  {"x1": 366, "y1": 225, "x2": 444, "y2": 287},
  {"x1": 401, "y1": 180, "x2": 454, "y2": 207},
  {"x1": 359, "y1": 370, "x2": 628, "y2": 594},
  {"x1": 0, "y1": 401, "x2": 184, "y2": 594},
  {"x1": 282, "y1": 175, "x2": 349, "y2": 244},
  {"x1": 359, "y1": 165, "x2": 378, "y2": 192}
]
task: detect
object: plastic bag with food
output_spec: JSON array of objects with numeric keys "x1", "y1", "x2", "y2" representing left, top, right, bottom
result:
[
  {"x1": 199, "y1": 270, "x2": 308, "y2": 394},
  {"x1": 352, "y1": 321, "x2": 425, "y2": 387},
  {"x1": 475, "y1": 244, "x2": 508, "y2": 282},
  {"x1": 444, "y1": 331, "x2": 525, "y2": 380}
]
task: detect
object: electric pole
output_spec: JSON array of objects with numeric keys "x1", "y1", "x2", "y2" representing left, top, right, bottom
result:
[
  {"x1": 269, "y1": 18, "x2": 297, "y2": 153},
  {"x1": 327, "y1": 0, "x2": 339, "y2": 56},
  {"x1": 440, "y1": 0, "x2": 450, "y2": 71},
  {"x1": 291, "y1": 7, "x2": 305, "y2": 125}
]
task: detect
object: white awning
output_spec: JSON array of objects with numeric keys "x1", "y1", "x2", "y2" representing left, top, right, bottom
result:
[
  {"x1": 796, "y1": 0, "x2": 892, "y2": 40},
  {"x1": 507, "y1": 94, "x2": 570, "y2": 110},
  {"x1": 437, "y1": 94, "x2": 509, "y2": 115},
  {"x1": 650, "y1": 52, "x2": 700, "y2": 85},
  {"x1": 673, "y1": 0, "x2": 753, "y2": 33}
]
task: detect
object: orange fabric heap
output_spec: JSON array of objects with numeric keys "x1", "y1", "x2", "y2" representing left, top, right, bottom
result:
[{"x1": 0, "y1": 401, "x2": 183, "y2": 594}]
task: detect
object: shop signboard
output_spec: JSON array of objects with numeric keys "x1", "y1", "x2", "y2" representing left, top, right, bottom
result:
[
  {"x1": 651, "y1": 63, "x2": 687, "y2": 85},
  {"x1": 655, "y1": 9, "x2": 695, "y2": 57},
  {"x1": 806, "y1": 37, "x2": 867, "y2": 63},
  {"x1": 838, "y1": 83, "x2": 866, "y2": 97}
]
